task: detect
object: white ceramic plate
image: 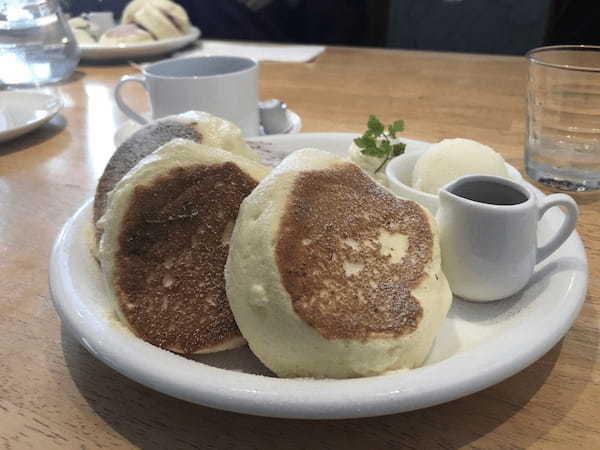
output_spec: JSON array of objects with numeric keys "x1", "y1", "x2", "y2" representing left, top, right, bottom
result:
[
  {"x1": 113, "y1": 108, "x2": 302, "y2": 147},
  {"x1": 0, "y1": 91, "x2": 62, "y2": 143},
  {"x1": 49, "y1": 133, "x2": 588, "y2": 419},
  {"x1": 79, "y1": 27, "x2": 200, "y2": 61}
]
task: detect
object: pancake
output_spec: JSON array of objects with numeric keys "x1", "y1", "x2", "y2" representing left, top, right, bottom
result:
[
  {"x1": 122, "y1": 0, "x2": 190, "y2": 39},
  {"x1": 97, "y1": 139, "x2": 270, "y2": 354},
  {"x1": 132, "y1": 5, "x2": 182, "y2": 40},
  {"x1": 99, "y1": 24, "x2": 154, "y2": 45},
  {"x1": 68, "y1": 17, "x2": 90, "y2": 30},
  {"x1": 68, "y1": 17, "x2": 99, "y2": 43},
  {"x1": 72, "y1": 28, "x2": 97, "y2": 44},
  {"x1": 93, "y1": 111, "x2": 259, "y2": 242},
  {"x1": 225, "y1": 148, "x2": 452, "y2": 378},
  {"x1": 121, "y1": 0, "x2": 146, "y2": 22}
]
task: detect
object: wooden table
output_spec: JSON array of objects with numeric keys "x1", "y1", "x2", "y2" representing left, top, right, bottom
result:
[{"x1": 1, "y1": 45, "x2": 599, "y2": 449}]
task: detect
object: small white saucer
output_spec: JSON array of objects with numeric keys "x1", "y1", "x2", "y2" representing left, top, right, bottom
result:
[
  {"x1": 114, "y1": 108, "x2": 302, "y2": 147},
  {"x1": 0, "y1": 91, "x2": 62, "y2": 143}
]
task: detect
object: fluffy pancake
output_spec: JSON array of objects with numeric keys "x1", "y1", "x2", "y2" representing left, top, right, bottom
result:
[
  {"x1": 99, "y1": 24, "x2": 154, "y2": 45},
  {"x1": 122, "y1": 0, "x2": 190, "y2": 39},
  {"x1": 121, "y1": 0, "x2": 146, "y2": 22},
  {"x1": 93, "y1": 111, "x2": 259, "y2": 242},
  {"x1": 97, "y1": 139, "x2": 270, "y2": 354},
  {"x1": 132, "y1": 5, "x2": 181, "y2": 39},
  {"x1": 72, "y1": 28, "x2": 97, "y2": 44},
  {"x1": 225, "y1": 148, "x2": 452, "y2": 378},
  {"x1": 68, "y1": 17, "x2": 101, "y2": 43}
]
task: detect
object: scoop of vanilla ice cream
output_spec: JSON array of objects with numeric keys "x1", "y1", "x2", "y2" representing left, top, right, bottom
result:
[{"x1": 412, "y1": 138, "x2": 509, "y2": 194}]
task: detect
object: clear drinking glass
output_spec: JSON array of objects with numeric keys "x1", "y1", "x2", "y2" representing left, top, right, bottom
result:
[
  {"x1": 0, "y1": 0, "x2": 80, "y2": 86},
  {"x1": 525, "y1": 45, "x2": 600, "y2": 191}
]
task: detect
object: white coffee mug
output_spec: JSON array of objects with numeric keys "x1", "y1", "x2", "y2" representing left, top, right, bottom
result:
[{"x1": 114, "y1": 56, "x2": 260, "y2": 136}]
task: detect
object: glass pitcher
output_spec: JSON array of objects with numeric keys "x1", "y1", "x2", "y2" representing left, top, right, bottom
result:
[{"x1": 0, "y1": 0, "x2": 80, "y2": 86}]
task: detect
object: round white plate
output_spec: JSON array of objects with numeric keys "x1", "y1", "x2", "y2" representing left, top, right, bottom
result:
[
  {"x1": 79, "y1": 27, "x2": 200, "y2": 61},
  {"x1": 49, "y1": 133, "x2": 588, "y2": 419},
  {"x1": 0, "y1": 91, "x2": 62, "y2": 143},
  {"x1": 113, "y1": 108, "x2": 302, "y2": 147}
]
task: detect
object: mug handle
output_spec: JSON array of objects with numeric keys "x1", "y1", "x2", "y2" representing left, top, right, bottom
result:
[
  {"x1": 114, "y1": 74, "x2": 149, "y2": 125},
  {"x1": 536, "y1": 194, "x2": 578, "y2": 263}
]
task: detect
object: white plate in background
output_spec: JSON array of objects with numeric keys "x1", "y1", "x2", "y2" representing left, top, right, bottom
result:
[
  {"x1": 0, "y1": 91, "x2": 62, "y2": 143},
  {"x1": 79, "y1": 27, "x2": 200, "y2": 61},
  {"x1": 49, "y1": 133, "x2": 588, "y2": 419}
]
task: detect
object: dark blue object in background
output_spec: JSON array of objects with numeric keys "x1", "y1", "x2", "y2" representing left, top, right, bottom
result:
[
  {"x1": 65, "y1": 0, "x2": 598, "y2": 55},
  {"x1": 387, "y1": 0, "x2": 552, "y2": 55}
]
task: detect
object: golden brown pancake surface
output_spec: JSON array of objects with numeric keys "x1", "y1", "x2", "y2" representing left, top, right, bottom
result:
[
  {"x1": 114, "y1": 162, "x2": 257, "y2": 354},
  {"x1": 275, "y1": 163, "x2": 432, "y2": 342},
  {"x1": 94, "y1": 120, "x2": 202, "y2": 233}
]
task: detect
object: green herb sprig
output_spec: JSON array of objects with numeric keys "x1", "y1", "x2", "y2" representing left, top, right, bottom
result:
[{"x1": 353, "y1": 115, "x2": 406, "y2": 173}]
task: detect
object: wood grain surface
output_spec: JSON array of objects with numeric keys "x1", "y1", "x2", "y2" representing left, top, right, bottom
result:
[{"x1": 1, "y1": 44, "x2": 599, "y2": 449}]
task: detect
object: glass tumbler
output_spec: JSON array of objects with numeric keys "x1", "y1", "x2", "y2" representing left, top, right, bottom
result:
[
  {"x1": 0, "y1": 0, "x2": 80, "y2": 86},
  {"x1": 525, "y1": 45, "x2": 600, "y2": 191}
]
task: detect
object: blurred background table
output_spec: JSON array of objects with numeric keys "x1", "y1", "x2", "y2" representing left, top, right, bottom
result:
[{"x1": 1, "y1": 45, "x2": 599, "y2": 448}]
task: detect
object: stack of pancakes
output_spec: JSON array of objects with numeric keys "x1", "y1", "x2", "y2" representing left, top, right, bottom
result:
[{"x1": 94, "y1": 112, "x2": 451, "y2": 377}]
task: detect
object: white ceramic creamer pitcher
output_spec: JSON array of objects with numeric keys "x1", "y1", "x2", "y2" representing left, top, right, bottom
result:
[{"x1": 437, "y1": 175, "x2": 578, "y2": 302}]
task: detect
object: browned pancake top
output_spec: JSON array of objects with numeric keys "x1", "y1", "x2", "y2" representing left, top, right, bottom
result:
[
  {"x1": 156, "y1": 8, "x2": 184, "y2": 32},
  {"x1": 275, "y1": 164, "x2": 433, "y2": 342},
  {"x1": 114, "y1": 162, "x2": 257, "y2": 354},
  {"x1": 94, "y1": 120, "x2": 202, "y2": 234},
  {"x1": 103, "y1": 24, "x2": 147, "y2": 38}
]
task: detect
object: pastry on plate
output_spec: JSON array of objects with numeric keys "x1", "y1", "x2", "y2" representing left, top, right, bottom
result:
[
  {"x1": 98, "y1": 24, "x2": 154, "y2": 45},
  {"x1": 226, "y1": 148, "x2": 452, "y2": 378},
  {"x1": 72, "y1": 28, "x2": 97, "y2": 44},
  {"x1": 97, "y1": 139, "x2": 270, "y2": 354},
  {"x1": 68, "y1": 17, "x2": 99, "y2": 44},
  {"x1": 93, "y1": 111, "x2": 259, "y2": 242},
  {"x1": 122, "y1": 0, "x2": 191, "y2": 39}
]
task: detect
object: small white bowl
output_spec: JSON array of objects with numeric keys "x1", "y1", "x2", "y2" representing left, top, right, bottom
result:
[{"x1": 385, "y1": 149, "x2": 523, "y2": 215}]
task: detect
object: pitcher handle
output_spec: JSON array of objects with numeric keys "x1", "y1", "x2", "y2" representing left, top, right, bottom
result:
[
  {"x1": 536, "y1": 194, "x2": 578, "y2": 263},
  {"x1": 114, "y1": 74, "x2": 149, "y2": 125}
]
